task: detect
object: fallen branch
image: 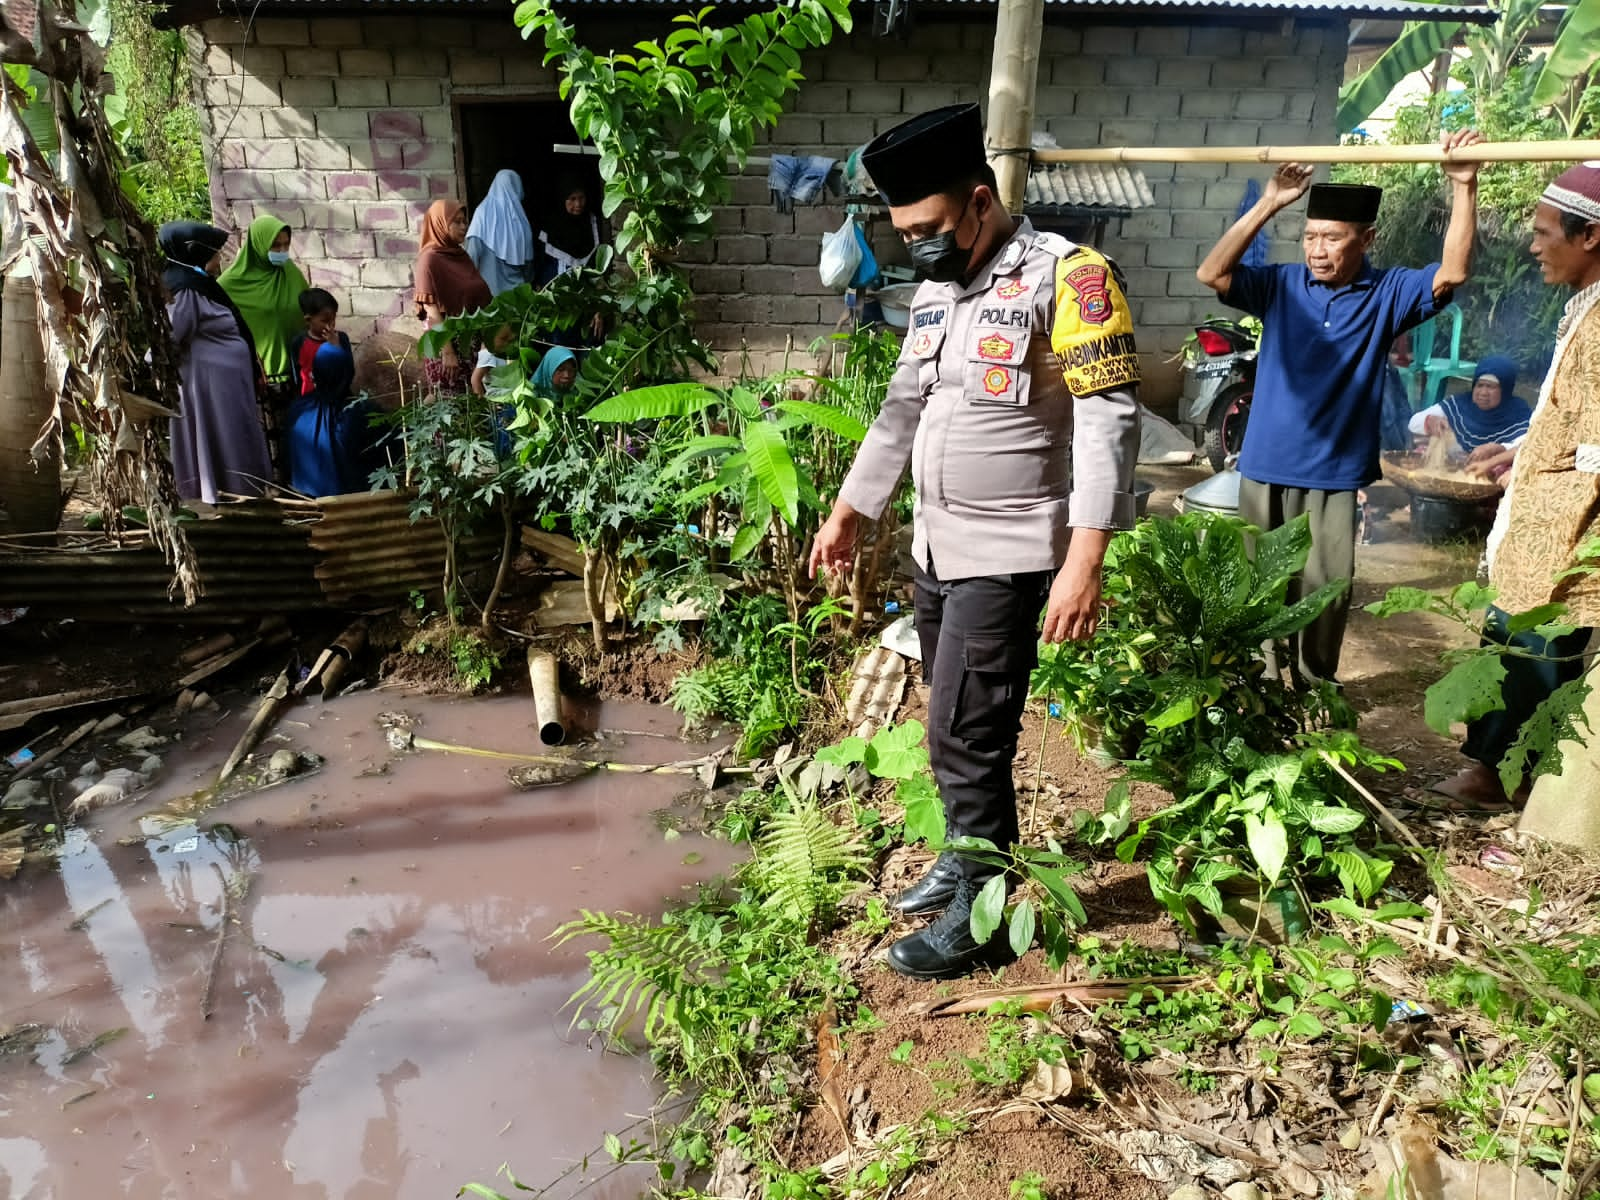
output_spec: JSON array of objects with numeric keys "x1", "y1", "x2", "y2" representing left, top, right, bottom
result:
[
  {"x1": 218, "y1": 662, "x2": 294, "y2": 784},
  {"x1": 200, "y1": 863, "x2": 232, "y2": 1021},
  {"x1": 385, "y1": 726, "x2": 751, "y2": 784},
  {"x1": 910, "y1": 976, "x2": 1196, "y2": 1018}
]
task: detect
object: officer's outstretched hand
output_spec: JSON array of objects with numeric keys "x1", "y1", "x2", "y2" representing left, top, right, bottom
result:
[
  {"x1": 1042, "y1": 558, "x2": 1103, "y2": 643},
  {"x1": 809, "y1": 503, "x2": 860, "y2": 579}
]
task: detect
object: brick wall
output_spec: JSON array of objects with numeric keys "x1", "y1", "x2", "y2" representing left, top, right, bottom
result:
[{"x1": 189, "y1": 10, "x2": 1343, "y2": 408}]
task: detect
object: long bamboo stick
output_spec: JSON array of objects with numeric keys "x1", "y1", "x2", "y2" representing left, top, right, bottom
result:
[{"x1": 1033, "y1": 140, "x2": 1600, "y2": 165}]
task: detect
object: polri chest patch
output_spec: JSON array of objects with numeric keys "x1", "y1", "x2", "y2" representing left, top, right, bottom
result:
[{"x1": 970, "y1": 306, "x2": 1031, "y2": 366}]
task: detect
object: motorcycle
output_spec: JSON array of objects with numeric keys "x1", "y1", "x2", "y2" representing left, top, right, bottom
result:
[{"x1": 1180, "y1": 318, "x2": 1257, "y2": 472}]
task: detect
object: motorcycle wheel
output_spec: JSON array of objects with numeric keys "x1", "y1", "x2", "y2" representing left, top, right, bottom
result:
[{"x1": 1203, "y1": 381, "x2": 1253, "y2": 473}]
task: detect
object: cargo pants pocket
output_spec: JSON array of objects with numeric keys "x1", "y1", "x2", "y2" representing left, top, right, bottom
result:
[{"x1": 949, "y1": 635, "x2": 1024, "y2": 743}]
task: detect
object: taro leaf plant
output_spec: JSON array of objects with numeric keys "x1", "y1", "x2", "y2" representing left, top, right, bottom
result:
[{"x1": 1040, "y1": 513, "x2": 1405, "y2": 931}]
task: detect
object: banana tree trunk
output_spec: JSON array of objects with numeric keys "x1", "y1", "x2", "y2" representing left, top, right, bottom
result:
[{"x1": 0, "y1": 274, "x2": 61, "y2": 535}]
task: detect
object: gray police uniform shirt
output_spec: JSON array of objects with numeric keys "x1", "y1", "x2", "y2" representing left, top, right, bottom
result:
[{"x1": 838, "y1": 218, "x2": 1142, "y2": 580}]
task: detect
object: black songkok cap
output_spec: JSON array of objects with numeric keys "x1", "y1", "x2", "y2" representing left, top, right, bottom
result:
[
  {"x1": 1305, "y1": 183, "x2": 1382, "y2": 223},
  {"x1": 861, "y1": 103, "x2": 987, "y2": 207}
]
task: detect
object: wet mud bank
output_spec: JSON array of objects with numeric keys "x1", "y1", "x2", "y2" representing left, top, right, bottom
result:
[{"x1": 0, "y1": 691, "x2": 737, "y2": 1200}]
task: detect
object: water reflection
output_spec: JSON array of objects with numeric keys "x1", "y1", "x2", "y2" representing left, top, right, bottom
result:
[{"x1": 0, "y1": 692, "x2": 735, "y2": 1200}]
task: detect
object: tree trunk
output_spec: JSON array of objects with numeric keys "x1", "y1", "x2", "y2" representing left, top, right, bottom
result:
[{"x1": 0, "y1": 274, "x2": 61, "y2": 535}]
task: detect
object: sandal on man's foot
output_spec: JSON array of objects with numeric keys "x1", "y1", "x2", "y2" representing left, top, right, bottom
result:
[
  {"x1": 1414, "y1": 789, "x2": 1515, "y2": 816},
  {"x1": 1419, "y1": 764, "x2": 1514, "y2": 814}
]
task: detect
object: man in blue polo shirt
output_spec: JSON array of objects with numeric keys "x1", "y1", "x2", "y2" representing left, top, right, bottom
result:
[{"x1": 1197, "y1": 130, "x2": 1484, "y2": 684}]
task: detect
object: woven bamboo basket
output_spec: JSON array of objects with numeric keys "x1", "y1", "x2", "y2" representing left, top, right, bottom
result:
[{"x1": 1380, "y1": 452, "x2": 1503, "y2": 503}]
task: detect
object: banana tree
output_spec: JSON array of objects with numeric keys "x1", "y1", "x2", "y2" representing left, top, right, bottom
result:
[
  {"x1": 1532, "y1": 0, "x2": 1600, "y2": 128},
  {"x1": 0, "y1": 0, "x2": 198, "y2": 598},
  {"x1": 1338, "y1": 20, "x2": 1463, "y2": 134}
]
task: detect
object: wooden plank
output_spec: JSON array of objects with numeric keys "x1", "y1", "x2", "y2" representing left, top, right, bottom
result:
[
  {"x1": 519, "y1": 527, "x2": 586, "y2": 577},
  {"x1": 0, "y1": 688, "x2": 145, "y2": 733}
]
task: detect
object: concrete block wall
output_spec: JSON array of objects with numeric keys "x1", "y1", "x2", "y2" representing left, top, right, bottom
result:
[{"x1": 189, "y1": 11, "x2": 1342, "y2": 406}]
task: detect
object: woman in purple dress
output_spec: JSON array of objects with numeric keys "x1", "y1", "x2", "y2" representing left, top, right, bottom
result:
[{"x1": 160, "y1": 222, "x2": 274, "y2": 503}]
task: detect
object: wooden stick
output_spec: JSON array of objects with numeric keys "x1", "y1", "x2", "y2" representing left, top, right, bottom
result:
[
  {"x1": 910, "y1": 976, "x2": 1195, "y2": 1018},
  {"x1": 11, "y1": 717, "x2": 97, "y2": 782},
  {"x1": 200, "y1": 863, "x2": 231, "y2": 1021},
  {"x1": 393, "y1": 729, "x2": 740, "y2": 778},
  {"x1": 218, "y1": 663, "x2": 294, "y2": 784},
  {"x1": 1319, "y1": 751, "x2": 1427, "y2": 856},
  {"x1": 1033, "y1": 139, "x2": 1600, "y2": 166}
]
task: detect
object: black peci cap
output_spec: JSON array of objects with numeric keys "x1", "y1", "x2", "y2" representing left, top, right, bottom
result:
[
  {"x1": 861, "y1": 103, "x2": 988, "y2": 207},
  {"x1": 1306, "y1": 183, "x2": 1382, "y2": 223}
]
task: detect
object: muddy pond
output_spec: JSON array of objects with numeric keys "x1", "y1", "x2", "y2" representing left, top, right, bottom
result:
[{"x1": 0, "y1": 691, "x2": 737, "y2": 1199}]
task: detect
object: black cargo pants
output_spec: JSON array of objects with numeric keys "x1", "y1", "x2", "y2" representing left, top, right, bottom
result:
[{"x1": 913, "y1": 560, "x2": 1053, "y2": 880}]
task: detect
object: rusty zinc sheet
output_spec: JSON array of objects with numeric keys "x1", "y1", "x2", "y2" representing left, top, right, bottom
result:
[{"x1": 0, "y1": 490, "x2": 499, "y2": 619}]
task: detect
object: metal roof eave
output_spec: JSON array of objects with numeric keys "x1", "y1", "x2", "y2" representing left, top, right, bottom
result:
[{"x1": 163, "y1": 0, "x2": 1495, "y2": 23}]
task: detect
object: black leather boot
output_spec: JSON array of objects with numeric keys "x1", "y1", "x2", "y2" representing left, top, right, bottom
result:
[
  {"x1": 887, "y1": 876, "x2": 1018, "y2": 980},
  {"x1": 890, "y1": 851, "x2": 964, "y2": 916}
]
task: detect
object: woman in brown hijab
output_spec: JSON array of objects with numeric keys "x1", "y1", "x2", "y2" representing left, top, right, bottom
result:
[{"x1": 414, "y1": 199, "x2": 492, "y2": 394}]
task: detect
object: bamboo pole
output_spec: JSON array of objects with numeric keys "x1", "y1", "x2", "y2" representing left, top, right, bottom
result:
[
  {"x1": 985, "y1": 0, "x2": 1045, "y2": 212},
  {"x1": 1032, "y1": 140, "x2": 1600, "y2": 165}
]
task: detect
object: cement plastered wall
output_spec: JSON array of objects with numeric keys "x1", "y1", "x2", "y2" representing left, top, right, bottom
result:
[{"x1": 190, "y1": 11, "x2": 1342, "y2": 408}]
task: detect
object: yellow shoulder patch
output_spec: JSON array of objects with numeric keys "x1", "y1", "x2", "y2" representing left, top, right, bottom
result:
[{"x1": 1050, "y1": 249, "x2": 1141, "y2": 397}]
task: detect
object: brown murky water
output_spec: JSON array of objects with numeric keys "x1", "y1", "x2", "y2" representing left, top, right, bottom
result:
[{"x1": 0, "y1": 691, "x2": 737, "y2": 1200}]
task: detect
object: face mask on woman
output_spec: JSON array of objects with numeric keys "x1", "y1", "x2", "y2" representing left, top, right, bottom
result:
[{"x1": 267, "y1": 250, "x2": 291, "y2": 267}]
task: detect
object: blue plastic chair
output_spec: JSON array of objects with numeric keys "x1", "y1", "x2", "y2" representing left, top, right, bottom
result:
[{"x1": 1396, "y1": 304, "x2": 1474, "y2": 412}]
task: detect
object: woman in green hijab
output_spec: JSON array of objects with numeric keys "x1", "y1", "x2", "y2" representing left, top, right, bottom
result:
[{"x1": 219, "y1": 214, "x2": 310, "y2": 478}]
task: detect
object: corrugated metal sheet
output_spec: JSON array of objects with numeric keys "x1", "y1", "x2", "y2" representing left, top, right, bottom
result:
[
  {"x1": 0, "y1": 491, "x2": 499, "y2": 620},
  {"x1": 1026, "y1": 163, "x2": 1154, "y2": 211},
  {"x1": 168, "y1": 0, "x2": 1493, "y2": 21}
]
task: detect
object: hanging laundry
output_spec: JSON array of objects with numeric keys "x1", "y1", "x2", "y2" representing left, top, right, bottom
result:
[{"x1": 768, "y1": 154, "x2": 839, "y2": 213}]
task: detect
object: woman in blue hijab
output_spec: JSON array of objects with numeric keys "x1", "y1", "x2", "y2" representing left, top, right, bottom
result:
[
  {"x1": 1409, "y1": 355, "x2": 1534, "y2": 457},
  {"x1": 465, "y1": 169, "x2": 536, "y2": 297},
  {"x1": 286, "y1": 340, "x2": 372, "y2": 496},
  {"x1": 531, "y1": 345, "x2": 578, "y2": 398}
]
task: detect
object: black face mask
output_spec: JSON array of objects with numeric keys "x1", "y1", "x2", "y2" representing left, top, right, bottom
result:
[{"x1": 907, "y1": 194, "x2": 979, "y2": 284}]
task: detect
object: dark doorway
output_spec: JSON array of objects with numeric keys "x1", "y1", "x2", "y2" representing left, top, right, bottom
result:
[{"x1": 455, "y1": 99, "x2": 602, "y2": 238}]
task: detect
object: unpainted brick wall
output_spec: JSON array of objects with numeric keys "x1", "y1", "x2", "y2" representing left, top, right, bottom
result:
[{"x1": 189, "y1": 12, "x2": 1342, "y2": 406}]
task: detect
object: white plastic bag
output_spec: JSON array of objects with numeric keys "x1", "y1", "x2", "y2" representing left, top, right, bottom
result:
[{"x1": 818, "y1": 218, "x2": 862, "y2": 292}]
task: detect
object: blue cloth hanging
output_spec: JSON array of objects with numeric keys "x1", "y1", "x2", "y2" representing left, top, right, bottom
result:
[{"x1": 1239, "y1": 178, "x2": 1269, "y2": 268}]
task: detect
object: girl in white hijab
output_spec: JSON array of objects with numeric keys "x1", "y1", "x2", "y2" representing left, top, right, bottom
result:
[{"x1": 465, "y1": 169, "x2": 536, "y2": 297}]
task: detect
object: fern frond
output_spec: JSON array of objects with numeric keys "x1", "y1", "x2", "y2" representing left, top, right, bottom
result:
[
  {"x1": 751, "y1": 801, "x2": 869, "y2": 921},
  {"x1": 551, "y1": 910, "x2": 718, "y2": 1042}
]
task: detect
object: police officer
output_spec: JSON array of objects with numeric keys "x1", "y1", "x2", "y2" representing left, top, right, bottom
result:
[{"x1": 809, "y1": 105, "x2": 1141, "y2": 980}]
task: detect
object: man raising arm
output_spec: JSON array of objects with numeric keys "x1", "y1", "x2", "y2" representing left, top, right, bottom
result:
[{"x1": 1194, "y1": 129, "x2": 1483, "y2": 686}]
